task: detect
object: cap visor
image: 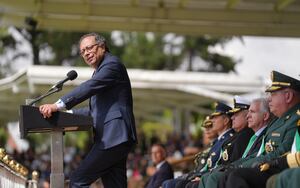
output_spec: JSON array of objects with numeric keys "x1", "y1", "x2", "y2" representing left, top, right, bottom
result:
[{"x1": 265, "y1": 86, "x2": 282, "y2": 92}]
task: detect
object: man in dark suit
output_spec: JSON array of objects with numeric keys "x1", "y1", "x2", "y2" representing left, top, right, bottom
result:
[
  {"x1": 39, "y1": 33, "x2": 137, "y2": 188},
  {"x1": 145, "y1": 144, "x2": 174, "y2": 188}
]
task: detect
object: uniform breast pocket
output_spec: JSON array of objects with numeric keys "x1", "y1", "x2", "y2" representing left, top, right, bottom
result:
[{"x1": 104, "y1": 110, "x2": 123, "y2": 126}]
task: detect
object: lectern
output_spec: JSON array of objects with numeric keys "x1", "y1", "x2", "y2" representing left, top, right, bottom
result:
[{"x1": 19, "y1": 105, "x2": 93, "y2": 188}]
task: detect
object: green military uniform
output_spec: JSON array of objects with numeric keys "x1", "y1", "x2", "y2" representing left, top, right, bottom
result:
[
  {"x1": 264, "y1": 72, "x2": 300, "y2": 188},
  {"x1": 264, "y1": 110, "x2": 300, "y2": 188},
  {"x1": 274, "y1": 168, "x2": 300, "y2": 188}
]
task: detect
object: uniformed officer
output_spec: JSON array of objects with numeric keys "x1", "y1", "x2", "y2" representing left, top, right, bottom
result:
[
  {"x1": 217, "y1": 95, "x2": 253, "y2": 166},
  {"x1": 262, "y1": 109, "x2": 300, "y2": 188},
  {"x1": 205, "y1": 102, "x2": 235, "y2": 170},
  {"x1": 221, "y1": 71, "x2": 300, "y2": 188},
  {"x1": 194, "y1": 116, "x2": 218, "y2": 171},
  {"x1": 162, "y1": 102, "x2": 234, "y2": 188}
]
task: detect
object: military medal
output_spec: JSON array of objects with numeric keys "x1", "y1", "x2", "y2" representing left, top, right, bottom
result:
[
  {"x1": 222, "y1": 149, "x2": 228, "y2": 161},
  {"x1": 207, "y1": 157, "x2": 212, "y2": 168},
  {"x1": 265, "y1": 140, "x2": 274, "y2": 153}
]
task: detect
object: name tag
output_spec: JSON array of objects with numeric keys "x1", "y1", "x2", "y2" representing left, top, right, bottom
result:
[{"x1": 271, "y1": 132, "x2": 280, "y2": 137}]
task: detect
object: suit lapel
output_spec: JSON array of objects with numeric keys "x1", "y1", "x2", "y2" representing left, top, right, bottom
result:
[{"x1": 247, "y1": 128, "x2": 267, "y2": 156}]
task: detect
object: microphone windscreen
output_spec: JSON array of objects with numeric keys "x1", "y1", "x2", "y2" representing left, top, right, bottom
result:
[{"x1": 67, "y1": 70, "x2": 78, "y2": 80}]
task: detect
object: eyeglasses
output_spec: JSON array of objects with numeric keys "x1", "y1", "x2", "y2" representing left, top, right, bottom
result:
[{"x1": 79, "y1": 43, "x2": 99, "y2": 56}]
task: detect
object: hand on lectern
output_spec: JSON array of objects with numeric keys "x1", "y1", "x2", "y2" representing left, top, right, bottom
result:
[{"x1": 39, "y1": 104, "x2": 58, "y2": 118}]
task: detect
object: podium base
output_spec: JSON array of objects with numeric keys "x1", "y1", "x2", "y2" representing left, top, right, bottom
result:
[{"x1": 50, "y1": 173, "x2": 65, "y2": 188}]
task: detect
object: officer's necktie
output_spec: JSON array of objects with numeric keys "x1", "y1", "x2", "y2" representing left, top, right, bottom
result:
[
  {"x1": 242, "y1": 134, "x2": 257, "y2": 158},
  {"x1": 256, "y1": 135, "x2": 265, "y2": 156}
]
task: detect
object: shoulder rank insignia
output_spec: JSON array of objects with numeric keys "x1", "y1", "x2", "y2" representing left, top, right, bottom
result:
[
  {"x1": 222, "y1": 149, "x2": 229, "y2": 161},
  {"x1": 265, "y1": 140, "x2": 274, "y2": 153}
]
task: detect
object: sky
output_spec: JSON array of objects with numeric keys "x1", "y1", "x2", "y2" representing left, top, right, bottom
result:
[{"x1": 213, "y1": 36, "x2": 300, "y2": 80}]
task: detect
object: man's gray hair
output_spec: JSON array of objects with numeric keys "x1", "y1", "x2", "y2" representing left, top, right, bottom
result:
[
  {"x1": 252, "y1": 98, "x2": 270, "y2": 113},
  {"x1": 79, "y1": 32, "x2": 110, "y2": 52}
]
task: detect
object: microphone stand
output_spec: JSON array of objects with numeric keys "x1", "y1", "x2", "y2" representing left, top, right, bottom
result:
[{"x1": 27, "y1": 87, "x2": 62, "y2": 106}]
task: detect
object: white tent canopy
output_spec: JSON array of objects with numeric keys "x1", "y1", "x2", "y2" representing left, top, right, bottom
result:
[{"x1": 0, "y1": 65, "x2": 267, "y2": 125}]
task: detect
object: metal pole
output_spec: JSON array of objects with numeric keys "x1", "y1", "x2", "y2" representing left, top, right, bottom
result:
[{"x1": 50, "y1": 131, "x2": 64, "y2": 188}]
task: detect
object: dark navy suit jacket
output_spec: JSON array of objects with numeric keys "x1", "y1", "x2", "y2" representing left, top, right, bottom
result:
[
  {"x1": 208, "y1": 129, "x2": 235, "y2": 168},
  {"x1": 61, "y1": 53, "x2": 137, "y2": 149},
  {"x1": 145, "y1": 161, "x2": 174, "y2": 188}
]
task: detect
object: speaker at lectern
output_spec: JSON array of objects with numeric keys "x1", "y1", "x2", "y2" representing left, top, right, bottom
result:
[{"x1": 19, "y1": 105, "x2": 93, "y2": 138}]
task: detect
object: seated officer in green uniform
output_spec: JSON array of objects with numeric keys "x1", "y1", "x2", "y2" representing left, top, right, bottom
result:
[
  {"x1": 220, "y1": 71, "x2": 300, "y2": 188},
  {"x1": 261, "y1": 109, "x2": 300, "y2": 188},
  {"x1": 196, "y1": 97, "x2": 271, "y2": 188}
]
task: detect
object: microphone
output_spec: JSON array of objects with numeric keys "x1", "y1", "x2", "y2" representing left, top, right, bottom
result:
[
  {"x1": 50, "y1": 70, "x2": 78, "y2": 90},
  {"x1": 28, "y1": 70, "x2": 78, "y2": 106}
]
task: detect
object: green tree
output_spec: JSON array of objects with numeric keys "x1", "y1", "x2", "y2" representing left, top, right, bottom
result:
[
  {"x1": 182, "y1": 35, "x2": 237, "y2": 72},
  {"x1": 0, "y1": 27, "x2": 28, "y2": 78},
  {"x1": 119, "y1": 32, "x2": 180, "y2": 69}
]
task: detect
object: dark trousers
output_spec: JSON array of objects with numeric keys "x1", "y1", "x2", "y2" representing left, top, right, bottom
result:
[
  {"x1": 223, "y1": 168, "x2": 280, "y2": 188},
  {"x1": 69, "y1": 141, "x2": 133, "y2": 188},
  {"x1": 185, "y1": 181, "x2": 199, "y2": 188}
]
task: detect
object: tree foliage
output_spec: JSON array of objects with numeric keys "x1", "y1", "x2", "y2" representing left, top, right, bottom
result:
[{"x1": 1, "y1": 27, "x2": 238, "y2": 74}]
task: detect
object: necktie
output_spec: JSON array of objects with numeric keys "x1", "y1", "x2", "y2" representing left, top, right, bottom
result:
[{"x1": 242, "y1": 134, "x2": 257, "y2": 158}]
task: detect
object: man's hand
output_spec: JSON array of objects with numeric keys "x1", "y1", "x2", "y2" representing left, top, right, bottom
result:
[
  {"x1": 39, "y1": 104, "x2": 58, "y2": 118},
  {"x1": 191, "y1": 177, "x2": 201, "y2": 182}
]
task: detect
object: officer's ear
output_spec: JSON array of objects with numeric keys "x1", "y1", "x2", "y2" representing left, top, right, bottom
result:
[
  {"x1": 263, "y1": 111, "x2": 270, "y2": 122},
  {"x1": 285, "y1": 89, "x2": 294, "y2": 104},
  {"x1": 223, "y1": 115, "x2": 231, "y2": 126}
]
